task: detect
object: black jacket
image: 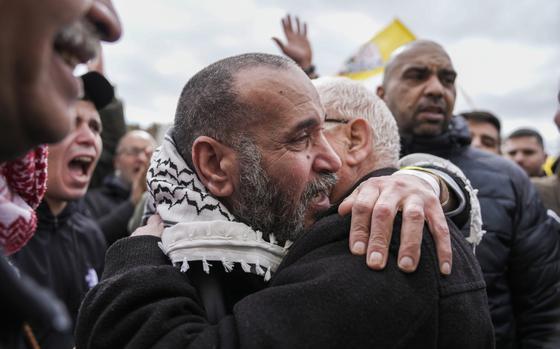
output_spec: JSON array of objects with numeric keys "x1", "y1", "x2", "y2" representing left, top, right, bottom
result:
[
  {"x1": 401, "y1": 116, "x2": 560, "y2": 349},
  {"x1": 0, "y1": 254, "x2": 72, "y2": 349},
  {"x1": 11, "y1": 201, "x2": 106, "y2": 349},
  {"x1": 84, "y1": 174, "x2": 134, "y2": 246},
  {"x1": 75, "y1": 169, "x2": 494, "y2": 349}
]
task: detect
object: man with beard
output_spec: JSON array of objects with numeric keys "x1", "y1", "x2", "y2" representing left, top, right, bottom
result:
[
  {"x1": 11, "y1": 72, "x2": 114, "y2": 349},
  {"x1": 76, "y1": 54, "x2": 486, "y2": 348},
  {"x1": 0, "y1": 1, "x2": 122, "y2": 347}
]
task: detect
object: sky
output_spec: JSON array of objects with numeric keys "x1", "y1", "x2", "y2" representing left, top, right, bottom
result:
[{"x1": 101, "y1": 0, "x2": 560, "y2": 152}]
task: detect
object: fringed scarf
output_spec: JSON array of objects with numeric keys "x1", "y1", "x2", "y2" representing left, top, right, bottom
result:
[
  {"x1": 0, "y1": 145, "x2": 48, "y2": 255},
  {"x1": 147, "y1": 133, "x2": 290, "y2": 281}
]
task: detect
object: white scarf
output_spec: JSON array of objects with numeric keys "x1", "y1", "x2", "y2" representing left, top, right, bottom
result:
[{"x1": 147, "y1": 133, "x2": 291, "y2": 280}]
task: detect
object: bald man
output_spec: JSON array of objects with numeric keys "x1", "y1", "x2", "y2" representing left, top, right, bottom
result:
[
  {"x1": 376, "y1": 39, "x2": 560, "y2": 349},
  {"x1": 85, "y1": 130, "x2": 156, "y2": 245}
]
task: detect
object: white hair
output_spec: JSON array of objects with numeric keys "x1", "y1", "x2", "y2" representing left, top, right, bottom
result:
[{"x1": 313, "y1": 77, "x2": 400, "y2": 168}]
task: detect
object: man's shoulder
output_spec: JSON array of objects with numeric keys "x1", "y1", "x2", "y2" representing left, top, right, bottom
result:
[
  {"x1": 456, "y1": 147, "x2": 523, "y2": 175},
  {"x1": 279, "y1": 212, "x2": 350, "y2": 268}
]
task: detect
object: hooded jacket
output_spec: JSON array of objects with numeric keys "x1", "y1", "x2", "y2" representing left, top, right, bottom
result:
[{"x1": 402, "y1": 116, "x2": 560, "y2": 349}]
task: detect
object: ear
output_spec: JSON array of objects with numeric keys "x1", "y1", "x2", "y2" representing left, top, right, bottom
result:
[
  {"x1": 376, "y1": 86, "x2": 385, "y2": 99},
  {"x1": 346, "y1": 118, "x2": 373, "y2": 166},
  {"x1": 191, "y1": 136, "x2": 237, "y2": 197}
]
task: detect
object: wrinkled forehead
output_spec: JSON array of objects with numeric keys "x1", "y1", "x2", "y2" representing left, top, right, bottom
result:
[{"x1": 234, "y1": 66, "x2": 324, "y2": 128}]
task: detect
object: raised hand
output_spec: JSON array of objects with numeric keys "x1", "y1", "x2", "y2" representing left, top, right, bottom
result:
[{"x1": 272, "y1": 14, "x2": 313, "y2": 71}]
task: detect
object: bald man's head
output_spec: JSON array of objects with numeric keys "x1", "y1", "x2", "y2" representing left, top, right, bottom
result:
[{"x1": 377, "y1": 40, "x2": 457, "y2": 138}]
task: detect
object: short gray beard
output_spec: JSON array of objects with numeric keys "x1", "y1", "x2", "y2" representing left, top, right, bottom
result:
[{"x1": 231, "y1": 138, "x2": 337, "y2": 244}]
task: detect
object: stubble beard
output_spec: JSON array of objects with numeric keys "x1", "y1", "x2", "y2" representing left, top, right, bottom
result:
[{"x1": 231, "y1": 138, "x2": 337, "y2": 244}]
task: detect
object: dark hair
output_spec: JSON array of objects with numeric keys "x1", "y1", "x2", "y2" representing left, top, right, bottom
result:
[
  {"x1": 507, "y1": 128, "x2": 544, "y2": 148},
  {"x1": 172, "y1": 53, "x2": 295, "y2": 164},
  {"x1": 460, "y1": 111, "x2": 501, "y2": 134}
]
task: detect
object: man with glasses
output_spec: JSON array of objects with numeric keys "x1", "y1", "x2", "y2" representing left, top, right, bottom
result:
[{"x1": 85, "y1": 130, "x2": 156, "y2": 245}]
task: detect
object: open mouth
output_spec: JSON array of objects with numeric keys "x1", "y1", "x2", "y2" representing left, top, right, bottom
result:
[
  {"x1": 53, "y1": 20, "x2": 100, "y2": 72},
  {"x1": 68, "y1": 155, "x2": 95, "y2": 178}
]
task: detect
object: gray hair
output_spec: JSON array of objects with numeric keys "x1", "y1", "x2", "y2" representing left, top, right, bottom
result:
[
  {"x1": 313, "y1": 77, "x2": 400, "y2": 167},
  {"x1": 172, "y1": 53, "x2": 297, "y2": 164}
]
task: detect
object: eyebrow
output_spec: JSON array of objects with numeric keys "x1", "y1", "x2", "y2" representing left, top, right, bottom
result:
[{"x1": 292, "y1": 117, "x2": 320, "y2": 132}]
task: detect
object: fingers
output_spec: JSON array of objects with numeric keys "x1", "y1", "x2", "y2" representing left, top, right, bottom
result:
[
  {"x1": 271, "y1": 37, "x2": 285, "y2": 51},
  {"x1": 425, "y1": 201, "x2": 452, "y2": 275},
  {"x1": 131, "y1": 214, "x2": 164, "y2": 238},
  {"x1": 347, "y1": 183, "x2": 380, "y2": 256},
  {"x1": 146, "y1": 214, "x2": 162, "y2": 226},
  {"x1": 397, "y1": 198, "x2": 425, "y2": 273},
  {"x1": 366, "y1": 190, "x2": 400, "y2": 270},
  {"x1": 285, "y1": 14, "x2": 293, "y2": 33},
  {"x1": 303, "y1": 22, "x2": 308, "y2": 36},
  {"x1": 338, "y1": 190, "x2": 357, "y2": 216},
  {"x1": 295, "y1": 16, "x2": 301, "y2": 33}
]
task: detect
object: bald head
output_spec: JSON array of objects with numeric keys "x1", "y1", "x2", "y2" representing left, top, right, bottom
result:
[
  {"x1": 382, "y1": 40, "x2": 451, "y2": 87},
  {"x1": 377, "y1": 40, "x2": 457, "y2": 138}
]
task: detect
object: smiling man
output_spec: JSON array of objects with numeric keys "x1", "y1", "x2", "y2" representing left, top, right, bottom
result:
[
  {"x1": 11, "y1": 72, "x2": 114, "y2": 349},
  {"x1": 0, "y1": 1, "x2": 121, "y2": 347},
  {"x1": 0, "y1": 0, "x2": 121, "y2": 163}
]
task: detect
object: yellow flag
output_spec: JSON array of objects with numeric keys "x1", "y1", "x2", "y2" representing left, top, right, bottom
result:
[{"x1": 339, "y1": 19, "x2": 416, "y2": 80}]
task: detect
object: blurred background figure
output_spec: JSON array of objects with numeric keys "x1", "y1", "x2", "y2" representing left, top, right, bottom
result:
[
  {"x1": 461, "y1": 111, "x2": 502, "y2": 155},
  {"x1": 11, "y1": 72, "x2": 114, "y2": 349},
  {"x1": 503, "y1": 128, "x2": 547, "y2": 177},
  {"x1": 85, "y1": 130, "x2": 156, "y2": 246},
  {"x1": 532, "y1": 91, "x2": 560, "y2": 217}
]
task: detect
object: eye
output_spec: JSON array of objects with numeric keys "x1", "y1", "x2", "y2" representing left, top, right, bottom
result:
[
  {"x1": 288, "y1": 131, "x2": 313, "y2": 151},
  {"x1": 404, "y1": 68, "x2": 428, "y2": 81},
  {"x1": 440, "y1": 72, "x2": 457, "y2": 86},
  {"x1": 89, "y1": 120, "x2": 101, "y2": 134}
]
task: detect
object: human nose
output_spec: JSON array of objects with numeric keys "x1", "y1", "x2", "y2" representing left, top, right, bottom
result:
[
  {"x1": 76, "y1": 123, "x2": 97, "y2": 146},
  {"x1": 424, "y1": 74, "x2": 444, "y2": 98},
  {"x1": 313, "y1": 132, "x2": 342, "y2": 174},
  {"x1": 87, "y1": 0, "x2": 122, "y2": 42},
  {"x1": 471, "y1": 135, "x2": 482, "y2": 149}
]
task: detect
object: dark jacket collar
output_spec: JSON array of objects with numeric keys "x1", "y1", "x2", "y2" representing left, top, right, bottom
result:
[
  {"x1": 37, "y1": 200, "x2": 79, "y2": 225},
  {"x1": 102, "y1": 174, "x2": 131, "y2": 198},
  {"x1": 400, "y1": 115, "x2": 471, "y2": 157}
]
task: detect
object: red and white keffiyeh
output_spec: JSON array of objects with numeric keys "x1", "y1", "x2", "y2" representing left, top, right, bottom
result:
[{"x1": 0, "y1": 145, "x2": 48, "y2": 255}]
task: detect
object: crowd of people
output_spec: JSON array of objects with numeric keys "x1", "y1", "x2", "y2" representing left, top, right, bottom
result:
[{"x1": 1, "y1": 4, "x2": 559, "y2": 349}]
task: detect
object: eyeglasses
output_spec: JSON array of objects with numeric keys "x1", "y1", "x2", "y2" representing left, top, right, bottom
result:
[
  {"x1": 118, "y1": 146, "x2": 154, "y2": 157},
  {"x1": 324, "y1": 117, "x2": 349, "y2": 129},
  {"x1": 325, "y1": 118, "x2": 349, "y2": 124}
]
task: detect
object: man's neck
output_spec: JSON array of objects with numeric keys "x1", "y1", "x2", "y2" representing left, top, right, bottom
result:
[{"x1": 45, "y1": 196, "x2": 68, "y2": 216}]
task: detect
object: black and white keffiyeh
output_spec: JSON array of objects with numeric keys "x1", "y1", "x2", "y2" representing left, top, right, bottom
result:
[{"x1": 146, "y1": 132, "x2": 291, "y2": 280}]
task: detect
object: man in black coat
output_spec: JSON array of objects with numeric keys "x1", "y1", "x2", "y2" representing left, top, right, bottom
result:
[
  {"x1": 76, "y1": 56, "x2": 493, "y2": 348},
  {"x1": 376, "y1": 39, "x2": 560, "y2": 348}
]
